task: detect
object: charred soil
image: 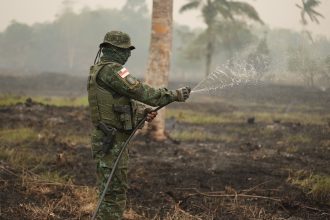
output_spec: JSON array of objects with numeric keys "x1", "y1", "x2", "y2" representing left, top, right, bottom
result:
[{"x1": 1, "y1": 85, "x2": 330, "y2": 220}]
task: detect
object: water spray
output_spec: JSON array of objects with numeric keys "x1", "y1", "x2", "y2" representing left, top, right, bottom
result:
[{"x1": 191, "y1": 60, "x2": 261, "y2": 94}]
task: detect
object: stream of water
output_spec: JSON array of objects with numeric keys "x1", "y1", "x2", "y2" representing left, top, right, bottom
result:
[{"x1": 191, "y1": 59, "x2": 263, "y2": 94}]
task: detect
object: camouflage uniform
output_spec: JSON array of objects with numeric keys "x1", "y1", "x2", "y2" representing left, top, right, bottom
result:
[{"x1": 87, "y1": 31, "x2": 188, "y2": 220}]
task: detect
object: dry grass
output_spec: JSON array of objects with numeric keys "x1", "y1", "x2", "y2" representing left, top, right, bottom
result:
[
  {"x1": 288, "y1": 170, "x2": 330, "y2": 205},
  {"x1": 169, "y1": 130, "x2": 235, "y2": 142},
  {"x1": 0, "y1": 127, "x2": 38, "y2": 144},
  {"x1": 130, "y1": 184, "x2": 288, "y2": 220},
  {"x1": 320, "y1": 139, "x2": 330, "y2": 151},
  {"x1": 61, "y1": 134, "x2": 90, "y2": 146},
  {"x1": 283, "y1": 146, "x2": 299, "y2": 153},
  {"x1": 164, "y1": 205, "x2": 203, "y2": 220},
  {"x1": 166, "y1": 109, "x2": 243, "y2": 125},
  {"x1": 0, "y1": 95, "x2": 88, "y2": 106},
  {"x1": 2, "y1": 169, "x2": 97, "y2": 220},
  {"x1": 0, "y1": 146, "x2": 53, "y2": 168},
  {"x1": 153, "y1": 191, "x2": 280, "y2": 220},
  {"x1": 1, "y1": 96, "x2": 329, "y2": 219},
  {"x1": 166, "y1": 109, "x2": 329, "y2": 126},
  {"x1": 285, "y1": 134, "x2": 312, "y2": 144},
  {"x1": 0, "y1": 128, "x2": 60, "y2": 169}
]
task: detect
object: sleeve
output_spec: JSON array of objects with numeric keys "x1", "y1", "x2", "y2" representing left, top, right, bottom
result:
[{"x1": 98, "y1": 64, "x2": 178, "y2": 107}]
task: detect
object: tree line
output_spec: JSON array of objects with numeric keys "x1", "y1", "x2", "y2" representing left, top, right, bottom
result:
[{"x1": 0, "y1": 0, "x2": 329, "y2": 87}]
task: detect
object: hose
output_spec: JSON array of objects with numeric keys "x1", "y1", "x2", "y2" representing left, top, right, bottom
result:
[{"x1": 91, "y1": 103, "x2": 171, "y2": 220}]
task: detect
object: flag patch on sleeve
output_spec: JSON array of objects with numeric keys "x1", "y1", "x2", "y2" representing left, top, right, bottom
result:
[{"x1": 118, "y1": 67, "x2": 130, "y2": 78}]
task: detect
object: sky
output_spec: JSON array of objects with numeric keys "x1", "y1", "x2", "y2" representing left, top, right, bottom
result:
[{"x1": 0, "y1": 0, "x2": 329, "y2": 38}]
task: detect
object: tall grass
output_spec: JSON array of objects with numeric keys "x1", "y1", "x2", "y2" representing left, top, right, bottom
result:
[{"x1": 0, "y1": 95, "x2": 88, "y2": 106}]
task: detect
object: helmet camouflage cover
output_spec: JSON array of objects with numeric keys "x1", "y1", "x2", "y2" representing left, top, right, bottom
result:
[{"x1": 100, "y1": 31, "x2": 135, "y2": 50}]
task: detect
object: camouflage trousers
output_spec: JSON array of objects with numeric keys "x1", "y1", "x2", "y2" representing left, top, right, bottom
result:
[{"x1": 91, "y1": 129, "x2": 130, "y2": 220}]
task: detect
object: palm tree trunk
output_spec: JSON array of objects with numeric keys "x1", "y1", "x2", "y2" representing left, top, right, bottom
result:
[{"x1": 144, "y1": 0, "x2": 173, "y2": 141}]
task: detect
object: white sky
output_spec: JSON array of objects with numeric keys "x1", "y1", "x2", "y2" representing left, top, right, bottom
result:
[{"x1": 0, "y1": 0, "x2": 329, "y2": 37}]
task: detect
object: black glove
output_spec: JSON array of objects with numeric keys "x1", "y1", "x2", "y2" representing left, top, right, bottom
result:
[{"x1": 176, "y1": 86, "x2": 191, "y2": 102}]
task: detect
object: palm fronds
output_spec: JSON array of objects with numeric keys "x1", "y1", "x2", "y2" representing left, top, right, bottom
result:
[
  {"x1": 296, "y1": 0, "x2": 324, "y2": 25},
  {"x1": 180, "y1": 0, "x2": 202, "y2": 13}
]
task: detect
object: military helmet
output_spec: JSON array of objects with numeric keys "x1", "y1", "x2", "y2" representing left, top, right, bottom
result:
[{"x1": 100, "y1": 31, "x2": 135, "y2": 50}]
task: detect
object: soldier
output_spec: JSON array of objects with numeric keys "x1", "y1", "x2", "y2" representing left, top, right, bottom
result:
[{"x1": 87, "y1": 30, "x2": 191, "y2": 220}]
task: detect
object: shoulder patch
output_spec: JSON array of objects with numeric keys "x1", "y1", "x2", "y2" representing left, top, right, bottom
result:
[
  {"x1": 126, "y1": 75, "x2": 138, "y2": 85},
  {"x1": 118, "y1": 67, "x2": 130, "y2": 78}
]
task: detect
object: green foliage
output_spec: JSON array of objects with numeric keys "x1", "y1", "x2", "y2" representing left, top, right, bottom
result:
[
  {"x1": 166, "y1": 109, "x2": 242, "y2": 125},
  {"x1": 180, "y1": 0, "x2": 201, "y2": 13},
  {"x1": 247, "y1": 35, "x2": 271, "y2": 76},
  {"x1": 296, "y1": 0, "x2": 324, "y2": 25},
  {"x1": 39, "y1": 171, "x2": 72, "y2": 184},
  {"x1": 216, "y1": 20, "x2": 256, "y2": 51},
  {"x1": 321, "y1": 55, "x2": 330, "y2": 85},
  {"x1": 0, "y1": 4, "x2": 152, "y2": 75},
  {"x1": 182, "y1": 20, "x2": 256, "y2": 61},
  {"x1": 180, "y1": 0, "x2": 262, "y2": 75},
  {"x1": 0, "y1": 1, "x2": 205, "y2": 79},
  {"x1": 36, "y1": 96, "x2": 88, "y2": 106},
  {"x1": 288, "y1": 170, "x2": 330, "y2": 205},
  {"x1": 123, "y1": 0, "x2": 148, "y2": 15},
  {"x1": 0, "y1": 95, "x2": 28, "y2": 106},
  {"x1": 283, "y1": 146, "x2": 299, "y2": 154},
  {"x1": 62, "y1": 134, "x2": 90, "y2": 145},
  {"x1": 0, "y1": 128, "x2": 38, "y2": 143},
  {"x1": 170, "y1": 130, "x2": 234, "y2": 142},
  {"x1": 287, "y1": 45, "x2": 323, "y2": 87},
  {"x1": 222, "y1": 1, "x2": 263, "y2": 23},
  {"x1": 0, "y1": 128, "x2": 48, "y2": 168},
  {"x1": 167, "y1": 108, "x2": 329, "y2": 126},
  {"x1": 253, "y1": 111, "x2": 328, "y2": 125},
  {"x1": 180, "y1": 0, "x2": 263, "y2": 25},
  {"x1": 0, "y1": 0, "x2": 329, "y2": 86},
  {"x1": 0, "y1": 146, "x2": 52, "y2": 168},
  {"x1": 285, "y1": 134, "x2": 312, "y2": 144},
  {"x1": 0, "y1": 95, "x2": 88, "y2": 106}
]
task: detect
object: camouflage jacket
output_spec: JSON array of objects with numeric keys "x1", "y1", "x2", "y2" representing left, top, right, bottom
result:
[
  {"x1": 87, "y1": 60, "x2": 178, "y2": 130},
  {"x1": 96, "y1": 62, "x2": 178, "y2": 106}
]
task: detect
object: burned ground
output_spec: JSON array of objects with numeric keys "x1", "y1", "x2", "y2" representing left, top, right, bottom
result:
[{"x1": 0, "y1": 84, "x2": 330, "y2": 220}]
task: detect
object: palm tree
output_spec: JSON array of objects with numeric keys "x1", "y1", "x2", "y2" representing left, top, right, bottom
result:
[
  {"x1": 144, "y1": 0, "x2": 173, "y2": 141},
  {"x1": 296, "y1": 0, "x2": 324, "y2": 25},
  {"x1": 180, "y1": 0, "x2": 262, "y2": 76},
  {"x1": 290, "y1": 1, "x2": 324, "y2": 88}
]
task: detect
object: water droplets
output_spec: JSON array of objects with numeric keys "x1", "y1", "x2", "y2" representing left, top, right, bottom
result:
[{"x1": 191, "y1": 59, "x2": 262, "y2": 94}]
